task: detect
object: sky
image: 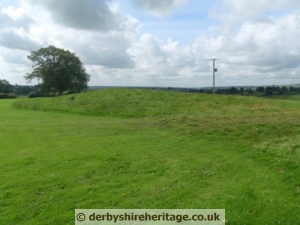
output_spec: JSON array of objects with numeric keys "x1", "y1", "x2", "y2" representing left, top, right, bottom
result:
[{"x1": 0, "y1": 0, "x2": 300, "y2": 87}]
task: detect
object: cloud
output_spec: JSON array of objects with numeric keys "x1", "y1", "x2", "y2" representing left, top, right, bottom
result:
[
  {"x1": 214, "y1": 0, "x2": 300, "y2": 24},
  {"x1": 0, "y1": 30, "x2": 40, "y2": 51},
  {"x1": 70, "y1": 31, "x2": 135, "y2": 68},
  {"x1": 0, "y1": 1, "x2": 140, "y2": 70},
  {"x1": 226, "y1": 14, "x2": 300, "y2": 71},
  {"x1": 28, "y1": 0, "x2": 122, "y2": 30},
  {"x1": 126, "y1": 11, "x2": 300, "y2": 86},
  {"x1": 222, "y1": 0, "x2": 300, "y2": 13},
  {"x1": 131, "y1": 0, "x2": 189, "y2": 17},
  {"x1": 0, "y1": 47, "x2": 29, "y2": 64},
  {"x1": 0, "y1": 6, "x2": 40, "y2": 51},
  {"x1": 0, "y1": 46, "x2": 31, "y2": 84},
  {"x1": 128, "y1": 33, "x2": 210, "y2": 84}
]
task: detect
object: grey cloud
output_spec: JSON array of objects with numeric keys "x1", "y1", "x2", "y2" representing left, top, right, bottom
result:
[
  {"x1": 0, "y1": 10, "x2": 37, "y2": 51},
  {"x1": 82, "y1": 46, "x2": 134, "y2": 68},
  {"x1": 249, "y1": 53, "x2": 300, "y2": 73},
  {"x1": 0, "y1": 31, "x2": 40, "y2": 51},
  {"x1": 0, "y1": 13, "x2": 14, "y2": 28},
  {"x1": 131, "y1": 0, "x2": 188, "y2": 17},
  {"x1": 29, "y1": 0, "x2": 121, "y2": 30}
]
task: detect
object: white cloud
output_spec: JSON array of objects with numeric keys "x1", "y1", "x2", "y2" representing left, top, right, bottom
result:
[
  {"x1": 222, "y1": 0, "x2": 300, "y2": 13},
  {"x1": 224, "y1": 14, "x2": 300, "y2": 72},
  {"x1": 214, "y1": 0, "x2": 300, "y2": 26},
  {"x1": 127, "y1": 33, "x2": 213, "y2": 86},
  {"x1": 0, "y1": 47, "x2": 29, "y2": 64}
]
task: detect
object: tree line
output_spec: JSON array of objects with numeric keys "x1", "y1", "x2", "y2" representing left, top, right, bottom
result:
[
  {"x1": 0, "y1": 80, "x2": 35, "y2": 98},
  {"x1": 202, "y1": 86, "x2": 300, "y2": 96},
  {"x1": 163, "y1": 85, "x2": 300, "y2": 96}
]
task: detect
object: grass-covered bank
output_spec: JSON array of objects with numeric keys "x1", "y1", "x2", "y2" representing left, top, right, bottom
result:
[
  {"x1": 13, "y1": 88, "x2": 300, "y2": 117},
  {"x1": 1, "y1": 89, "x2": 300, "y2": 225}
]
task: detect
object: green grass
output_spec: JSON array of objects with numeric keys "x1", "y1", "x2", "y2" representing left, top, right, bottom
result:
[{"x1": 1, "y1": 89, "x2": 300, "y2": 225}]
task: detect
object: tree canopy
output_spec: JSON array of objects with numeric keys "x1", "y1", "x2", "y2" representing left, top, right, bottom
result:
[
  {"x1": 25, "y1": 46, "x2": 89, "y2": 94},
  {"x1": 0, "y1": 79, "x2": 13, "y2": 93}
]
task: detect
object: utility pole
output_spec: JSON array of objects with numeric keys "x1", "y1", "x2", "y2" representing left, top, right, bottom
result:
[{"x1": 209, "y1": 59, "x2": 218, "y2": 94}]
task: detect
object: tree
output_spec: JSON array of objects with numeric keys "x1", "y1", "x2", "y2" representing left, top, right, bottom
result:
[
  {"x1": 265, "y1": 86, "x2": 276, "y2": 95},
  {"x1": 281, "y1": 86, "x2": 288, "y2": 94},
  {"x1": 0, "y1": 79, "x2": 13, "y2": 93},
  {"x1": 25, "y1": 46, "x2": 89, "y2": 94},
  {"x1": 228, "y1": 87, "x2": 239, "y2": 94},
  {"x1": 256, "y1": 86, "x2": 265, "y2": 93}
]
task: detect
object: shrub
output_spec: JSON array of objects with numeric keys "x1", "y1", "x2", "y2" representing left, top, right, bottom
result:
[{"x1": 0, "y1": 93, "x2": 16, "y2": 99}]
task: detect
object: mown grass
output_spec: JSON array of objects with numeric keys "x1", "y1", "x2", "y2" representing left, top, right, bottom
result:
[{"x1": 1, "y1": 89, "x2": 299, "y2": 225}]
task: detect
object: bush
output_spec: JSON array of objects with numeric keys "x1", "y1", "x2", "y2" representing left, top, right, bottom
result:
[
  {"x1": 27, "y1": 92, "x2": 55, "y2": 98},
  {"x1": 0, "y1": 93, "x2": 16, "y2": 99}
]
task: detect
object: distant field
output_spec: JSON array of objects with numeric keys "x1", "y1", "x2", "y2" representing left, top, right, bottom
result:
[{"x1": 1, "y1": 89, "x2": 299, "y2": 225}]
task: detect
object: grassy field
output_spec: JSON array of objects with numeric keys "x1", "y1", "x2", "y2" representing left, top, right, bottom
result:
[{"x1": 1, "y1": 89, "x2": 299, "y2": 225}]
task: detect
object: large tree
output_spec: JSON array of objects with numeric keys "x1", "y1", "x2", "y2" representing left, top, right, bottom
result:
[
  {"x1": 26, "y1": 46, "x2": 89, "y2": 94},
  {"x1": 0, "y1": 79, "x2": 13, "y2": 93}
]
